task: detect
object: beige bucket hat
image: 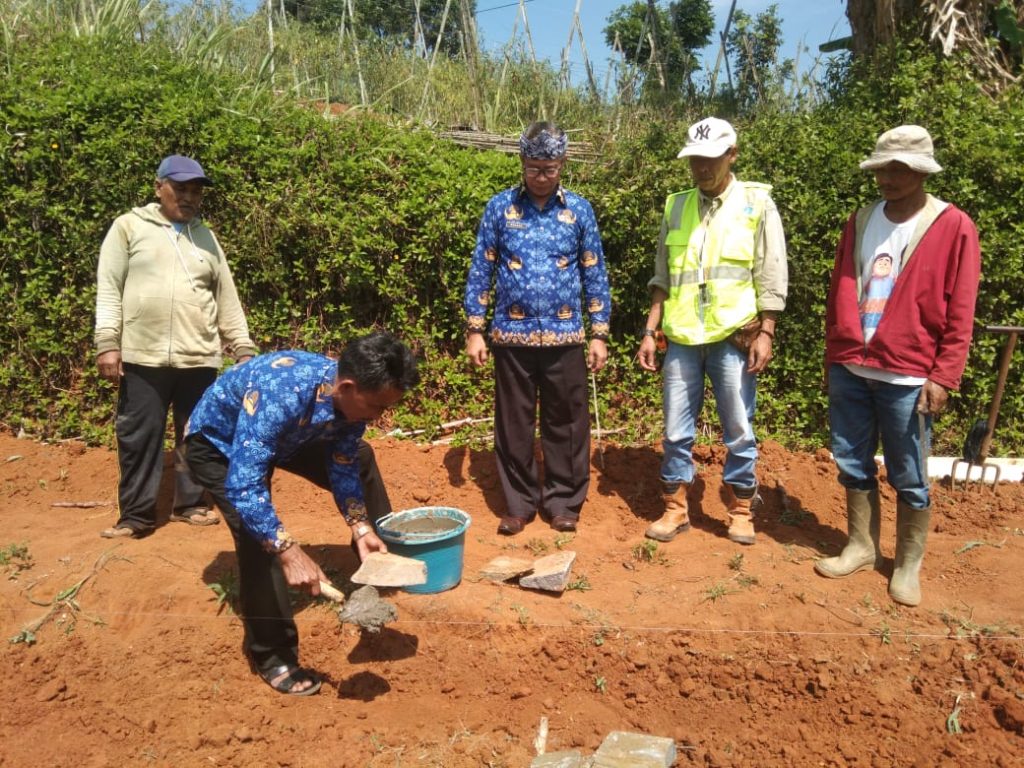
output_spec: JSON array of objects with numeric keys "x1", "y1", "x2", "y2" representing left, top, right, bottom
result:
[{"x1": 859, "y1": 125, "x2": 943, "y2": 174}]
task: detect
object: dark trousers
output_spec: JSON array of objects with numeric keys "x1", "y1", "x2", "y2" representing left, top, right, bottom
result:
[
  {"x1": 493, "y1": 345, "x2": 590, "y2": 521},
  {"x1": 115, "y1": 364, "x2": 216, "y2": 532},
  {"x1": 184, "y1": 433, "x2": 392, "y2": 673}
]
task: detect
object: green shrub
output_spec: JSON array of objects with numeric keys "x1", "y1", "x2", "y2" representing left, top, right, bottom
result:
[{"x1": 1, "y1": 31, "x2": 1021, "y2": 457}]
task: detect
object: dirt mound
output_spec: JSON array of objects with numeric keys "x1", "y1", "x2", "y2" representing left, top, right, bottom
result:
[{"x1": 1, "y1": 433, "x2": 1021, "y2": 766}]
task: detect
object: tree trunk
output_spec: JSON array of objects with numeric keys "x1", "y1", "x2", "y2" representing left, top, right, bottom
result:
[{"x1": 846, "y1": 0, "x2": 922, "y2": 56}]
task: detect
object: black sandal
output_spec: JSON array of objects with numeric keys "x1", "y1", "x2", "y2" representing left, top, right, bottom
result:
[{"x1": 256, "y1": 663, "x2": 322, "y2": 697}]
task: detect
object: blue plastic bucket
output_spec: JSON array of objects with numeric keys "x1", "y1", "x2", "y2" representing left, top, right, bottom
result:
[{"x1": 375, "y1": 507, "x2": 471, "y2": 593}]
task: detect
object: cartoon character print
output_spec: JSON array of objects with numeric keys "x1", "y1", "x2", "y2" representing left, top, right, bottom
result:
[
  {"x1": 505, "y1": 204, "x2": 523, "y2": 221},
  {"x1": 581, "y1": 250, "x2": 598, "y2": 268},
  {"x1": 557, "y1": 208, "x2": 577, "y2": 225},
  {"x1": 485, "y1": 247, "x2": 498, "y2": 262}
]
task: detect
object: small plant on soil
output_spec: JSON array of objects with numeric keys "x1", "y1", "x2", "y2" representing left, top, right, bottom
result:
[
  {"x1": 872, "y1": 621, "x2": 893, "y2": 645},
  {"x1": 939, "y1": 609, "x2": 1021, "y2": 638},
  {"x1": 701, "y1": 582, "x2": 733, "y2": 603},
  {"x1": 631, "y1": 539, "x2": 668, "y2": 565},
  {"x1": 594, "y1": 676, "x2": 607, "y2": 693},
  {"x1": 0, "y1": 542, "x2": 33, "y2": 578},
  {"x1": 525, "y1": 538, "x2": 549, "y2": 556},
  {"x1": 566, "y1": 574, "x2": 592, "y2": 592},
  {"x1": 779, "y1": 504, "x2": 809, "y2": 526},
  {"x1": 553, "y1": 533, "x2": 574, "y2": 549},
  {"x1": 736, "y1": 573, "x2": 760, "y2": 588},
  {"x1": 207, "y1": 571, "x2": 240, "y2": 615},
  {"x1": 511, "y1": 604, "x2": 531, "y2": 627},
  {"x1": 727, "y1": 553, "x2": 744, "y2": 571}
]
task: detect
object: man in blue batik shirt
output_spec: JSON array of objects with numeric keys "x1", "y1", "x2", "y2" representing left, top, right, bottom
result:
[
  {"x1": 184, "y1": 331, "x2": 418, "y2": 696},
  {"x1": 464, "y1": 120, "x2": 611, "y2": 536}
]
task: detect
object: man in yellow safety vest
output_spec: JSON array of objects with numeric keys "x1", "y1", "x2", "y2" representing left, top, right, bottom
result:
[{"x1": 637, "y1": 117, "x2": 788, "y2": 545}]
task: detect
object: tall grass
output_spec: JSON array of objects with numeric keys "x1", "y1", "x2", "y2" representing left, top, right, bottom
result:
[{"x1": 0, "y1": 0, "x2": 620, "y2": 135}]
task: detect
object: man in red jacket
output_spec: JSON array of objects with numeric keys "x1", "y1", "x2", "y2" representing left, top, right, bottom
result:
[{"x1": 816, "y1": 125, "x2": 981, "y2": 607}]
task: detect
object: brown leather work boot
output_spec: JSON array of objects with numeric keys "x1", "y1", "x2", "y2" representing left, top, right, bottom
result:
[
  {"x1": 645, "y1": 483, "x2": 691, "y2": 542},
  {"x1": 726, "y1": 486, "x2": 756, "y2": 545}
]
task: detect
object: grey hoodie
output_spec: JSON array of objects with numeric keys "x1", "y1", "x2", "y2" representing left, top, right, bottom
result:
[{"x1": 94, "y1": 203, "x2": 256, "y2": 368}]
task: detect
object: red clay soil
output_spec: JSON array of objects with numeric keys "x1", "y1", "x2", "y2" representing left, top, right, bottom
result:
[{"x1": 1, "y1": 432, "x2": 1022, "y2": 767}]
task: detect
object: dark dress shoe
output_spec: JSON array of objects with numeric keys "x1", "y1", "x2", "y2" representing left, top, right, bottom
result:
[
  {"x1": 550, "y1": 516, "x2": 578, "y2": 532},
  {"x1": 497, "y1": 516, "x2": 528, "y2": 535}
]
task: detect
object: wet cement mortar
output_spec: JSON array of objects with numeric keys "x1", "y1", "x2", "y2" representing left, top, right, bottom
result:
[{"x1": 0, "y1": 433, "x2": 1021, "y2": 767}]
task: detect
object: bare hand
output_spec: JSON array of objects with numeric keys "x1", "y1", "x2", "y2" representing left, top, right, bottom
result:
[
  {"x1": 746, "y1": 333, "x2": 773, "y2": 374},
  {"x1": 236, "y1": 355, "x2": 253, "y2": 365},
  {"x1": 916, "y1": 379, "x2": 949, "y2": 415},
  {"x1": 97, "y1": 350, "x2": 123, "y2": 382},
  {"x1": 353, "y1": 530, "x2": 388, "y2": 561},
  {"x1": 277, "y1": 545, "x2": 328, "y2": 596},
  {"x1": 587, "y1": 339, "x2": 608, "y2": 372},
  {"x1": 637, "y1": 336, "x2": 659, "y2": 372},
  {"x1": 466, "y1": 333, "x2": 488, "y2": 367}
]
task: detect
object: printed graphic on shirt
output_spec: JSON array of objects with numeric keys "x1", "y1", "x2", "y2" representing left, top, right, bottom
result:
[
  {"x1": 860, "y1": 253, "x2": 895, "y2": 342},
  {"x1": 463, "y1": 186, "x2": 611, "y2": 347}
]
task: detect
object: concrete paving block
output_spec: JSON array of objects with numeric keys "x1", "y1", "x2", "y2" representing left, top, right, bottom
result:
[
  {"x1": 519, "y1": 550, "x2": 577, "y2": 592},
  {"x1": 530, "y1": 750, "x2": 589, "y2": 768},
  {"x1": 350, "y1": 552, "x2": 427, "y2": 587},
  {"x1": 480, "y1": 555, "x2": 535, "y2": 582},
  {"x1": 592, "y1": 731, "x2": 676, "y2": 767}
]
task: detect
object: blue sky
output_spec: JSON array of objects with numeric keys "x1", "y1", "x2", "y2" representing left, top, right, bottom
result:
[{"x1": 473, "y1": 0, "x2": 851, "y2": 86}]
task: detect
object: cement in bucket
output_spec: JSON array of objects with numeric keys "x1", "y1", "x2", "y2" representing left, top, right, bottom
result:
[{"x1": 375, "y1": 507, "x2": 471, "y2": 593}]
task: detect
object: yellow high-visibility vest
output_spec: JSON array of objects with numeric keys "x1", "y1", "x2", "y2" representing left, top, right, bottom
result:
[{"x1": 662, "y1": 181, "x2": 770, "y2": 345}]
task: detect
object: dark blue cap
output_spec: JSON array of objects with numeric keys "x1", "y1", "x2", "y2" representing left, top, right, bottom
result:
[{"x1": 156, "y1": 155, "x2": 212, "y2": 186}]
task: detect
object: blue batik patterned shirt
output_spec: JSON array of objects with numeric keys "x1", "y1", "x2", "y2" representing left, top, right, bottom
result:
[
  {"x1": 464, "y1": 185, "x2": 611, "y2": 346},
  {"x1": 185, "y1": 350, "x2": 369, "y2": 543}
]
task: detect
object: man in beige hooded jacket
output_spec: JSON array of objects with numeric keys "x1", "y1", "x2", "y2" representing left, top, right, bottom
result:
[{"x1": 95, "y1": 155, "x2": 256, "y2": 538}]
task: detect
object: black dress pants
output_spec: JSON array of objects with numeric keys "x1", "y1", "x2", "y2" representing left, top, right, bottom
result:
[
  {"x1": 492, "y1": 345, "x2": 591, "y2": 522},
  {"x1": 114, "y1": 364, "x2": 216, "y2": 533},
  {"x1": 184, "y1": 433, "x2": 392, "y2": 673}
]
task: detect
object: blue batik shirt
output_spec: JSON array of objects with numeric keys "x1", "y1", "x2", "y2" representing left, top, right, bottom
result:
[
  {"x1": 464, "y1": 185, "x2": 611, "y2": 346},
  {"x1": 185, "y1": 350, "x2": 369, "y2": 543}
]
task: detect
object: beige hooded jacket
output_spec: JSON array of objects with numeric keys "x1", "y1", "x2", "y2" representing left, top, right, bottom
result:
[{"x1": 94, "y1": 203, "x2": 256, "y2": 368}]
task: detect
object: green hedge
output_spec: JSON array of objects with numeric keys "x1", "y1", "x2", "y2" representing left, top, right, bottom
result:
[{"x1": 1, "y1": 34, "x2": 1021, "y2": 455}]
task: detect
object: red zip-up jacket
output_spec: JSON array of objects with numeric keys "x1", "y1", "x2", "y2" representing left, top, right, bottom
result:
[{"x1": 825, "y1": 197, "x2": 981, "y2": 391}]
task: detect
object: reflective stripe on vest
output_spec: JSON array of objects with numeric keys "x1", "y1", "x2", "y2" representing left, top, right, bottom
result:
[{"x1": 662, "y1": 182, "x2": 768, "y2": 345}]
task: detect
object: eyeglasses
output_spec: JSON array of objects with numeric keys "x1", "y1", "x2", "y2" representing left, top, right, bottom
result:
[{"x1": 523, "y1": 165, "x2": 562, "y2": 178}]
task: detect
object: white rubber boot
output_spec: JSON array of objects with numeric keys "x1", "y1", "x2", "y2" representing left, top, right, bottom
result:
[
  {"x1": 815, "y1": 488, "x2": 881, "y2": 578},
  {"x1": 889, "y1": 501, "x2": 931, "y2": 607}
]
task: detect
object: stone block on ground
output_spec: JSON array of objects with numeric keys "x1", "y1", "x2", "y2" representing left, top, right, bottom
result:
[
  {"x1": 480, "y1": 555, "x2": 535, "y2": 582},
  {"x1": 519, "y1": 550, "x2": 577, "y2": 593},
  {"x1": 592, "y1": 731, "x2": 676, "y2": 768},
  {"x1": 351, "y1": 552, "x2": 427, "y2": 587},
  {"x1": 530, "y1": 750, "x2": 589, "y2": 768}
]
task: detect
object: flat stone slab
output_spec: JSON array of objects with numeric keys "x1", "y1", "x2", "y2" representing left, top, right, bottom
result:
[
  {"x1": 337, "y1": 585, "x2": 397, "y2": 634},
  {"x1": 351, "y1": 552, "x2": 427, "y2": 587},
  {"x1": 592, "y1": 731, "x2": 676, "y2": 768},
  {"x1": 480, "y1": 555, "x2": 535, "y2": 582},
  {"x1": 519, "y1": 550, "x2": 577, "y2": 593},
  {"x1": 530, "y1": 750, "x2": 589, "y2": 768}
]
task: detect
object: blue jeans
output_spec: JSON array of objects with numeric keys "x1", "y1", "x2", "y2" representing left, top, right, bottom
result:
[
  {"x1": 828, "y1": 364, "x2": 930, "y2": 509},
  {"x1": 661, "y1": 340, "x2": 758, "y2": 491}
]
